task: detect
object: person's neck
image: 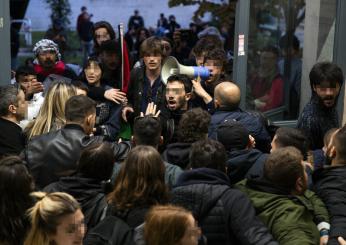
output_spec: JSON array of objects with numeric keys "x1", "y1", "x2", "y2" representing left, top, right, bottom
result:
[
  {"x1": 181, "y1": 103, "x2": 188, "y2": 111},
  {"x1": 91, "y1": 81, "x2": 101, "y2": 87},
  {"x1": 1, "y1": 115, "x2": 19, "y2": 124},
  {"x1": 146, "y1": 68, "x2": 161, "y2": 84},
  {"x1": 331, "y1": 157, "x2": 346, "y2": 167},
  {"x1": 65, "y1": 121, "x2": 89, "y2": 134}
]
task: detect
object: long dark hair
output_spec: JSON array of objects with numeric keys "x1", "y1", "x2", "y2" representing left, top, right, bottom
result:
[
  {"x1": 0, "y1": 156, "x2": 34, "y2": 244},
  {"x1": 109, "y1": 146, "x2": 168, "y2": 210},
  {"x1": 93, "y1": 21, "x2": 116, "y2": 51}
]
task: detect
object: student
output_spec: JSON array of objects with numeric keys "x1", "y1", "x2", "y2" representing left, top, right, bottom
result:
[{"x1": 24, "y1": 192, "x2": 85, "y2": 245}]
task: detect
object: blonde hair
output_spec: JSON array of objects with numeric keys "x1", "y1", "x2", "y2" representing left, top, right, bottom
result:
[
  {"x1": 26, "y1": 82, "x2": 76, "y2": 140},
  {"x1": 24, "y1": 192, "x2": 80, "y2": 245},
  {"x1": 144, "y1": 205, "x2": 195, "y2": 245}
]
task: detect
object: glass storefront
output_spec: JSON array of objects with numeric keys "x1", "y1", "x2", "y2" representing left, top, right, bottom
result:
[
  {"x1": 245, "y1": 0, "x2": 306, "y2": 120},
  {"x1": 233, "y1": 0, "x2": 342, "y2": 123}
]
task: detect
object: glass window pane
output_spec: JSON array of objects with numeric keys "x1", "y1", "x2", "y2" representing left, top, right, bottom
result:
[{"x1": 246, "y1": 0, "x2": 306, "y2": 120}]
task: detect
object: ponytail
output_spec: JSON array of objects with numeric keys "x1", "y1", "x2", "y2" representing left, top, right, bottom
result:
[{"x1": 24, "y1": 192, "x2": 80, "y2": 245}]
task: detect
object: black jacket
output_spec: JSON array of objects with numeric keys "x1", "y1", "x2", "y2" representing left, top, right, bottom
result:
[
  {"x1": 44, "y1": 175, "x2": 108, "y2": 230},
  {"x1": 162, "y1": 142, "x2": 192, "y2": 169},
  {"x1": 159, "y1": 104, "x2": 188, "y2": 145},
  {"x1": 298, "y1": 95, "x2": 339, "y2": 150},
  {"x1": 84, "y1": 216, "x2": 135, "y2": 245},
  {"x1": 127, "y1": 66, "x2": 165, "y2": 119},
  {"x1": 171, "y1": 168, "x2": 278, "y2": 245},
  {"x1": 107, "y1": 205, "x2": 150, "y2": 229},
  {"x1": 0, "y1": 117, "x2": 25, "y2": 157},
  {"x1": 23, "y1": 124, "x2": 130, "y2": 189},
  {"x1": 226, "y1": 149, "x2": 268, "y2": 185},
  {"x1": 313, "y1": 165, "x2": 346, "y2": 245}
]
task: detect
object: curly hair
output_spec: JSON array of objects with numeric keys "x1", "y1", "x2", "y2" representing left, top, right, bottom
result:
[{"x1": 178, "y1": 108, "x2": 211, "y2": 143}]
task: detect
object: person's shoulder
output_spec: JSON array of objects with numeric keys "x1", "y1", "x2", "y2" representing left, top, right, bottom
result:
[{"x1": 0, "y1": 117, "x2": 22, "y2": 131}]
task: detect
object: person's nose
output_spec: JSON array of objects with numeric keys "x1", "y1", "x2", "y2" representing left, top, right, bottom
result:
[{"x1": 325, "y1": 88, "x2": 334, "y2": 96}]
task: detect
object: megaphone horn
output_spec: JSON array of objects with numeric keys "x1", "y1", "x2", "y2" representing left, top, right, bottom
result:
[{"x1": 161, "y1": 56, "x2": 210, "y2": 85}]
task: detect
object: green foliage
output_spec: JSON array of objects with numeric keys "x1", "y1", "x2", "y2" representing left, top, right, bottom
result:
[
  {"x1": 169, "y1": 0, "x2": 237, "y2": 28},
  {"x1": 45, "y1": 0, "x2": 72, "y2": 27}
]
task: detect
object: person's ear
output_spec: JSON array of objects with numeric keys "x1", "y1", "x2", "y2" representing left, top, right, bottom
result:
[
  {"x1": 8, "y1": 104, "x2": 16, "y2": 114},
  {"x1": 86, "y1": 114, "x2": 93, "y2": 125},
  {"x1": 295, "y1": 176, "x2": 305, "y2": 195},
  {"x1": 214, "y1": 97, "x2": 220, "y2": 108},
  {"x1": 328, "y1": 146, "x2": 336, "y2": 159},
  {"x1": 312, "y1": 84, "x2": 317, "y2": 93},
  {"x1": 185, "y1": 92, "x2": 191, "y2": 101},
  {"x1": 159, "y1": 136, "x2": 164, "y2": 146}
]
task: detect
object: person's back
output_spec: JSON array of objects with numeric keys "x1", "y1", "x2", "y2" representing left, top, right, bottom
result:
[
  {"x1": 236, "y1": 147, "x2": 327, "y2": 245},
  {"x1": 163, "y1": 108, "x2": 210, "y2": 169},
  {"x1": 215, "y1": 121, "x2": 268, "y2": 184},
  {"x1": 108, "y1": 146, "x2": 169, "y2": 229},
  {"x1": 171, "y1": 139, "x2": 278, "y2": 245},
  {"x1": 44, "y1": 142, "x2": 115, "y2": 230},
  {"x1": 84, "y1": 215, "x2": 135, "y2": 245},
  {"x1": 24, "y1": 95, "x2": 130, "y2": 189},
  {"x1": 313, "y1": 126, "x2": 346, "y2": 244},
  {"x1": 210, "y1": 81, "x2": 271, "y2": 153}
]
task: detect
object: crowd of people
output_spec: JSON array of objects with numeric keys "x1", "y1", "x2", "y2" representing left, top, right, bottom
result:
[{"x1": 2, "y1": 6, "x2": 346, "y2": 245}]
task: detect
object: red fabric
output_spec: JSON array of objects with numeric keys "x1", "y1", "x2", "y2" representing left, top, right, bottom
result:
[
  {"x1": 33, "y1": 61, "x2": 66, "y2": 78},
  {"x1": 250, "y1": 74, "x2": 284, "y2": 112},
  {"x1": 121, "y1": 41, "x2": 130, "y2": 93}
]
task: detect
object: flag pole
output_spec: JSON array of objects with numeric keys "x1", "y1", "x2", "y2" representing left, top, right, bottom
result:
[{"x1": 118, "y1": 23, "x2": 124, "y2": 91}]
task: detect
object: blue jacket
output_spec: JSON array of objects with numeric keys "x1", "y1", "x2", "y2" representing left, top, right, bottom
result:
[{"x1": 209, "y1": 108, "x2": 271, "y2": 153}]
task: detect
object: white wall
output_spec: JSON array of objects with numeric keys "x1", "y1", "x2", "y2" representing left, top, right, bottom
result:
[{"x1": 25, "y1": 0, "x2": 199, "y2": 31}]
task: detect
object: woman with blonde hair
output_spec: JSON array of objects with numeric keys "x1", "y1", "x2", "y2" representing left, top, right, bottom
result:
[
  {"x1": 25, "y1": 82, "x2": 76, "y2": 140},
  {"x1": 144, "y1": 205, "x2": 201, "y2": 245},
  {"x1": 24, "y1": 192, "x2": 85, "y2": 245}
]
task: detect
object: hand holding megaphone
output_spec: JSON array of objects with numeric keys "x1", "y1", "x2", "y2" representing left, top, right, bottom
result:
[
  {"x1": 161, "y1": 56, "x2": 210, "y2": 85},
  {"x1": 192, "y1": 76, "x2": 213, "y2": 104}
]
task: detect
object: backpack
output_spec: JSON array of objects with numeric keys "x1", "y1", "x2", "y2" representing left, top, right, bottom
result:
[{"x1": 84, "y1": 216, "x2": 135, "y2": 245}]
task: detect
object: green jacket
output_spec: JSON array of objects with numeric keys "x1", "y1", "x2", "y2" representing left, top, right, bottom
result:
[{"x1": 236, "y1": 179, "x2": 329, "y2": 245}]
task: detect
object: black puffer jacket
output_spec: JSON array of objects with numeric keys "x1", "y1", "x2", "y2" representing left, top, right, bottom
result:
[
  {"x1": 313, "y1": 165, "x2": 346, "y2": 245},
  {"x1": 23, "y1": 124, "x2": 131, "y2": 189},
  {"x1": 171, "y1": 168, "x2": 278, "y2": 245}
]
